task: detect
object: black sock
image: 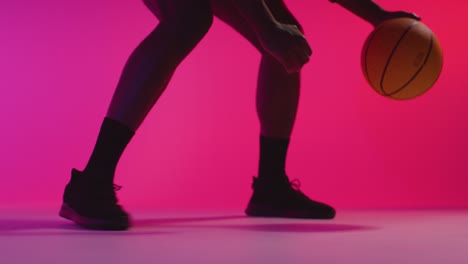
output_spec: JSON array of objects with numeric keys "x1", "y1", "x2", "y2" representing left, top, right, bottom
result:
[
  {"x1": 83, "y1": 117, "x2": 135, "y2": 182},
  {"x1": 257, "y1": 135, "x2": 290, "y2": 181}
]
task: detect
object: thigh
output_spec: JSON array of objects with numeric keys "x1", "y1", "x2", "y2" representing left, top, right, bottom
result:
[
  {"x1": 143, "y1": 0, "x2": 211, "y2": 21},
  {"x1": 211, "y1": 0, "x2": 264, "y2": 53}
]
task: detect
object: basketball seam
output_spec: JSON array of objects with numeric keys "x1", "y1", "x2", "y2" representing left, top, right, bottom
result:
[
  {"x1": 388, "y1": 32, "x2": 434, "y2": 97},
  {"x1": 363, "y1": 25, "x2": 386, "y2": 88},
  {"x1": 380, "y1": 21, "x2": 418, "y2": 95}
]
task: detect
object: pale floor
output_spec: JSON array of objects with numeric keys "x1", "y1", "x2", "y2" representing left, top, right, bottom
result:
[{"x1": 0, "y1": 209, "x2": 467, "y2": 264}]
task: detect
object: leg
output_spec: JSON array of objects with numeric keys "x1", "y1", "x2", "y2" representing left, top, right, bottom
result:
[
  {"x1": 108, "y1": 0, "x2": 213, "y2": 131},
  {"x1": 212, "y1": 0, "x2": 335, "y2": 219},
  {"x1": 60, "y1": 0, "x2": 214, "y2": 230},
  {"x1": 91, "y1": 0, "x2": 213, "y2": 180},
  {"x1": 213, "y1": 0, "x2": 300, "y2": 139},
  {"x1": 257, "y1": 0, "x2": 302, "y2": 139},
  {"x1": 213, "y1": 0, "x2": 300, "y2": 179}
]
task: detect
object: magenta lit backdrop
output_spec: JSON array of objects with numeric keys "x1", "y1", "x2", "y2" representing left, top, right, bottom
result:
[{"x1": 1, "y1": 0, "x2": 467, "y2": 210}]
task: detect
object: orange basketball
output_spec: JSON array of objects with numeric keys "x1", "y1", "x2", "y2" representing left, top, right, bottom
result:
[{"x1": 361, "y1": 18, "x2": 443, "y2": 100}]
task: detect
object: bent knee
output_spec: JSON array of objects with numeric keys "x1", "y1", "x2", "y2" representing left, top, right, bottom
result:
[{"x1": 184, "y1": 9, "x2": 213, "y2": 38}]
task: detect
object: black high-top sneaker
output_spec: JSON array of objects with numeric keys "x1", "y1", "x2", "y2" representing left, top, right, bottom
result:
[
  {"x1": 245, "y1": 176, "x2": 336, "y2": 219},
  {"x1": 59, "y1": 169, "x2": 130, "y2": 230}
]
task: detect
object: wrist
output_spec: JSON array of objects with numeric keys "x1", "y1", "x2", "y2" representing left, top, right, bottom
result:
[
  {"x1": 332, "y1": 0, "x2": 389, "y2": 26},
  {"x1": 368, "y1": 8, "x2": 389, "y2": 26}
]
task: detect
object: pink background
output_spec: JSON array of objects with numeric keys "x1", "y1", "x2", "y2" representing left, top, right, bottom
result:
[{"x1": 1, "y1": 0, "x2": 467, "y2": 211}]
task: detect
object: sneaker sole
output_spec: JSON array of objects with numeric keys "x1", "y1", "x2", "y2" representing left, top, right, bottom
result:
[
  {"x1": 245, "y1": 204, "x2": 336, "y2": 219},
  {"x1": 59, "y1": 203, "x2": 130, "y2": 231}
]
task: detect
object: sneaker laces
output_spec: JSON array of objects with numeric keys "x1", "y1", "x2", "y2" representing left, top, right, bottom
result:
[
  {"x1": 105, "y1": 184, "x2": 122, "y2": 204},
  {"x1": 289, "y1": 178, "x2": 310, "y2": 200},
  {"x1": 92, "y1": 183, "x2": 122, "y2": 204},
  {"x1": 290, "y1": 179, "x2": 301, "y2": 190},
  {"x1": 289, "y1": 179, "x2": 314, "y2": 203}
]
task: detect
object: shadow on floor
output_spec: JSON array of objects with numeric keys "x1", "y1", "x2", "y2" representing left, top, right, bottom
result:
[
  {"x1": 136, "y1": 216, "x2": 375, "y2": 232},
  {"x1": 0, "y1": 215, "x2": 376, "y2": 236}
]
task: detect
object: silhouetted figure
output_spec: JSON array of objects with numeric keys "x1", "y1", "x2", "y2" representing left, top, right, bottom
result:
[{"x1": 59, "y1": 0, "x2": 419, "y2": 230}]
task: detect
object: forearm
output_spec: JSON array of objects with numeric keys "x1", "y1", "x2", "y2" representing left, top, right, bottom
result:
[
  {"x1": 330, "y1": 0, "x2": 387, "y2": 25},
  {"x1": 230, "y1": 0, "x2": 278, "y2": 33}
]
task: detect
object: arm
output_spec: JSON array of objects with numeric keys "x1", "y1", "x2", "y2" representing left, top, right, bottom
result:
[{"x1": 330, "y1": 0, "x2": 420, "y2": 26}]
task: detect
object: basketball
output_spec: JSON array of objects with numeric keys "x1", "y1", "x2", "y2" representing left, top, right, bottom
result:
[{"x1": 361, "y1": 18, "x2": 443, "y2": 100}]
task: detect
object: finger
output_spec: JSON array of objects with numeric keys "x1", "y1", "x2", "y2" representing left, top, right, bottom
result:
[
  {"x1": 412, "y1": 13, "x2": 421, "y2": 21},
  {"x1": 302, "y1": 54, "x2": 310, "y2": 65},
  {"x1": 286, "y1": 51, "x2": 307, "y2": 73},
  {"x1": 299, "y1": 36, "x2": 313, "y2": 56},
  {"x1": 293, "y1": 40, "x2": 312, "y2": 63},
  {"x1": 282, "y1": 46, "x2": 307, "y2": 73},
  {"x1": 292, "y1": 26, "x2": 310, "y2": 51},
  {"x1": 281, "y1": 54, "x2": 296, "y2": 74},
  {"x1": 305, "y1": 41, "x2": 313, "y2": 57},
  {"x1": 396, "y1": 11, "x2": 421, "y2": 21},
  {"x1": 293, "y1": 45, "x2": 310, "y2": 65},
  {"x1": 296, "y1": 52, "x2": 310, "y2": 68}
]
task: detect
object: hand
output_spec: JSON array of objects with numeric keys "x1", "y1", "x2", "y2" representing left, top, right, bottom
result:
[
  {"x1": 258, "y1": 23, "x2": 312, "y2": 74},
  {"x1": 373, "y1": 11, "x2": 421, "y2": 27}
]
